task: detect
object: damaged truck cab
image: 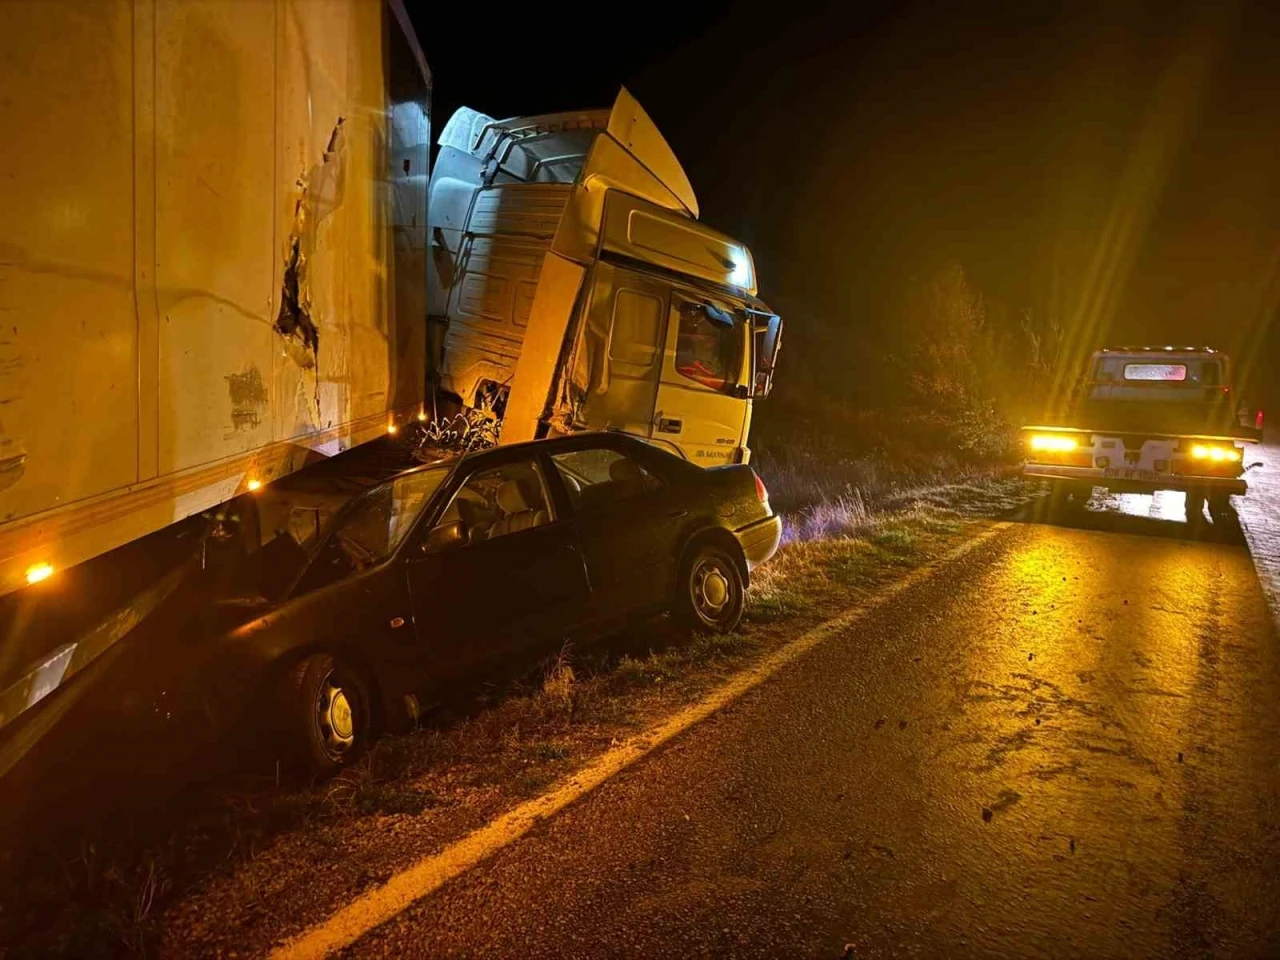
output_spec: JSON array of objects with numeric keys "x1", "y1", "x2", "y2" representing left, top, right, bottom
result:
[{"x1": 427, "y1": 90, "x2": 782, "y2": 465}]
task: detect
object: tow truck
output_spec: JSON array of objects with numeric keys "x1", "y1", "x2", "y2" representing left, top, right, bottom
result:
[{"x1": 1022, "y1": 347, "x2": 1263, "y2": 522}]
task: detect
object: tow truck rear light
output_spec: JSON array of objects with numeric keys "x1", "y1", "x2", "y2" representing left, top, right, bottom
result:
[
  {"x1": 1028, "y1": 433, "x2": 1077, "y2": 452},
  {"x1": 753, "y1": 471, "x2": 769, "y2": 503},
  {"x1": 1189, "y1": 443, "x2": 1241, "y2": 463}
]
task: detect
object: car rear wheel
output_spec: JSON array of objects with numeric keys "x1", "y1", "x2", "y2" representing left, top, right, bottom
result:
[
  {"x1": 1186, "y1": 490, "x2": 1207, "y2": 525},
  {"x1": 280, "y1": 652, "x2": 373, "y2": 777},
  {"x1": 1049, "y1": 480, "x2": 1089, "y2": 513},
  {"x1": 676, "y1": 542, "x2": 745, "y2": 634},
  {"x1": 1208, "y1": 492, "x2": 1234, "y2": 523}
]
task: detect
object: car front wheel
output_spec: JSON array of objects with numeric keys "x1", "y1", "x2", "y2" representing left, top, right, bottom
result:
[
  {"x1": 280, "y1": 652, "x2": 373, "y2": 777},
  {"x1": 676, "y1": 542, "x2": 745, "y2": 634}
]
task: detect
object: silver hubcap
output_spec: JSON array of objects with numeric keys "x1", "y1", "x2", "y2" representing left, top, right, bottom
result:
[
  {"x1": 316, "y1": 672, "x2": 356, "y2": 758},
  {"x1": 691, "y1": 558, "x2": 733, "y2": 623}
]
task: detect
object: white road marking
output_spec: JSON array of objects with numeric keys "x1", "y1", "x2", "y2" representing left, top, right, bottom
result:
[{"x1": 271, "y1": 522, "x2": 1014, "y2": 960}]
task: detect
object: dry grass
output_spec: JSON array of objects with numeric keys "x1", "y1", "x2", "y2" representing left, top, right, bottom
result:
[{"x1": 752, "y1": 430, "x2": 1024, "y2": 547}]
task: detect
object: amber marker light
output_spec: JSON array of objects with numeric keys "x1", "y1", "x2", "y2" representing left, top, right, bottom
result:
[
  {"x1": 247, "y1": 478, "x2": 263, "y2": 492},
  {"x1": 25, "y1": 562, "x2": 54, "y2": 585}
]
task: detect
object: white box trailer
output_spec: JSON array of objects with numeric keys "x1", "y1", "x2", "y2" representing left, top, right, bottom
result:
[
  {"x1": 0, "y1": 0, "x2": 431, "y2": 598},
  {"x1": 427, "y1": 90, "x2": 782, "y2": 465}
]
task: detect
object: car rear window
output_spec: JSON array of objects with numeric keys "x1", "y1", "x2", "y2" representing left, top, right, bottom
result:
[
  {"x1": 1123, "y1": 363, "x2": 1187, "y2": 381},
  {"x1": 1093, "y1": 356, "x2": 1222, "y2": 387}
]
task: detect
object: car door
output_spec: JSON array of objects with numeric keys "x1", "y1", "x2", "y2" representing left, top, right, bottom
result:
[
  {"x1": 402, "y1": 454, "x2": 590, "y2": 687},
  {"x1": 546, "y1": 441, "x2": 691, "y2": 617},
  {"x1": 269, "y1": 464, "x2": 453, "y2": 707}
]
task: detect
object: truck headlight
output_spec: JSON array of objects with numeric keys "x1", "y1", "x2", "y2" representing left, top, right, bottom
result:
[{"x1": 1029, "y1": 434, "x2": 1078, "y2": 453}]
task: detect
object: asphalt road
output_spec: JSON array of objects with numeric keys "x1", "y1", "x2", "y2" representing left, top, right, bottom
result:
[{"x1": 342, "y1": 505, "x2": 1280, "y2": 958}]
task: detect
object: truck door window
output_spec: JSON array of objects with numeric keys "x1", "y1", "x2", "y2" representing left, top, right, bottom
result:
[
  {"x1": 609, "y1": 290, "x2": 662, "y2": 374},
  {"x1": 674, "y1": 301, "x2": 741, "y2": 391}
]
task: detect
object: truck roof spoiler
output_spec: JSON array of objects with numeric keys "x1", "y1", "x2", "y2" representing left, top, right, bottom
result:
[{"x1": 436, "y1": 88, "x2": 699, "y2": 218}]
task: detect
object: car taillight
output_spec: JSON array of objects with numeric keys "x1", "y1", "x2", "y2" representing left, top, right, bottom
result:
[
  {"x1": 1258, "y1": 409, "x2": 1265, "y2": 430},
  {"x1": 753, "y1": 471, "x2": 768, "y2": 503}
]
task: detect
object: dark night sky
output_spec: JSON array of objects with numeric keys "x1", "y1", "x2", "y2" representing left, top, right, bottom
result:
[{"x1": 410, "y1": 0, "x2": 1280, "y2": 400}]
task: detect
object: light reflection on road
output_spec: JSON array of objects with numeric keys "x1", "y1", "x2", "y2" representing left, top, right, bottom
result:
[
  {"x1": 1079, "y1": 433, "x2": 1278, "y2": 625},
  {"x1": 1101, "y1": 488, "x2": 1188, "y2": 523},
  {"x1": 1235, "y1": 435, "x2": 1279, "y2": 620}
]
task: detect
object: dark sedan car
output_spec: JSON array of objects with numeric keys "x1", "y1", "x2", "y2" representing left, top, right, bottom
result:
[{"x1": 206, "y1": 432, "x2": 780, "y2": 774}]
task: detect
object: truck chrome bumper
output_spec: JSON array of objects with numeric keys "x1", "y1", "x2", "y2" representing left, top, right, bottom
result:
[
  {"x1": 737, "y1": 514, "x2": 782, "y2": 570},
  {"x1": 1024, "y1": 464, "x2": 1247, "y2": 495}
]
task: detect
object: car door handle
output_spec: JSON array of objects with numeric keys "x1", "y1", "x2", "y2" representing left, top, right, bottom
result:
[{"x1": 657, "y1": 417, "x2": 683, "y2": 434}]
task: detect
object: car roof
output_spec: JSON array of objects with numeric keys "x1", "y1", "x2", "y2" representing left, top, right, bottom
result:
[
  {"x1": 1094, "y1": 346, "x2": 1222, "y2": 359},
  {"x1": 393, "y1": 431, "x2": 663, "y2": 481},
  {"x1": 461, "y1": 430, "x2": 658, "y2": 466}
]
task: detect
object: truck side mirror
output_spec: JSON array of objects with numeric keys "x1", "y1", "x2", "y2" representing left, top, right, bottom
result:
[
  {"x1": 425, "y1": 519, "x2": 467, "y2": 553},
  {"x1": 750, "y1": 313, "x2": 782, "y2": 398}
]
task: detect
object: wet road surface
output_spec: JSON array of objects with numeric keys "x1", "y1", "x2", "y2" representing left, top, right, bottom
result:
[
  {"x1": 1236, "y1": 433, "x2": 1280, "y2": 619},
  {"x1": 342, "y1": 510, "x2": 1280, "y2": 958}
]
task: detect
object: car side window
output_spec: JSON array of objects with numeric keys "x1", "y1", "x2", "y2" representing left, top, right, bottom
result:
[
  {"x1": 436, "y1": 458, "x2": 554, "y2": 544},
  {"x1": 332, "y1": 467, "x2": 449, "y2": 566},
  {"x1": 550, "y1": 447, "x2": 664, "y2": 513}
]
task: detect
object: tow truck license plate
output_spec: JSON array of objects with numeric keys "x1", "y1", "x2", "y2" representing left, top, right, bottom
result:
[{"x1": 1103, "y1": 467, "x2": 1159, "y2": 482}]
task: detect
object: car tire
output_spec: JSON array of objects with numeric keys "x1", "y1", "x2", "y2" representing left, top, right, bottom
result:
[
  {"x1": 1186, "y1": 489, "x2": 1207, "y2": 525},
  {"x1": 280, "y1": 652, "x2": 374, "y2": 777},
  {"x1": 1208, "y1": 492, "x2": 1234, "y2": 523},
  {"x1": 1049, "y1": 480, "x2": 1087, "y2": 514},
  {"x1": 676, "y1": 541, "x2": 745, "y2": 634}
]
